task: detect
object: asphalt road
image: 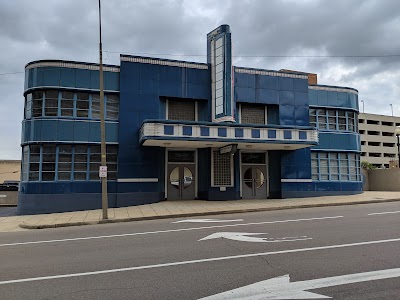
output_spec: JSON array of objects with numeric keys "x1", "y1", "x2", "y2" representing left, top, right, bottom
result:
[{"x1": 1, "y1": 201, "x2": 400, "y2": 299}]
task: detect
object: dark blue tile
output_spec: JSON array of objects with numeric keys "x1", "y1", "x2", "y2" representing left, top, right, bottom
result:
[
  {"x1": 251, "y1": 129, "x2": 260, "y2": 138},
  {"x1": 268, "y1": 130, "x2": 276, "y2": 139},
  {"x1": 299, "y1": 131, "x2": 307, "y2": 140},
  {"x1": 218, "y1": 127, "x2": 227, "y2": 137},
  {"x1": 164, "y1": 125, "x2": 174, "y2": 135},
  {"x1": 200, "y1": 126, "x2": 210, "y2": 136},
  {"x1": 183, "y1": 126, "x2": 192, "y2": 136},
  {"x1": 284, "y1": 131, "x2": 292, "y2": 139},
  {"x1": 235, "y1": 128, "x2": 244, "y2": 138}
]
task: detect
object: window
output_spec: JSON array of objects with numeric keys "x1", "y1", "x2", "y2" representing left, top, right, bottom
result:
[
  {"x1": 60, "y1": 91, "x2": 74, "y2": 117},
  {"x1": 76, "y1": 92, "x2": 89, "y2": 117},
  {"x1": 309, "y1": 108, "x2": 358, "y2": 132},
  {"x1": 168, "y1": 99, "x2": 196, "y2": 121},
  {"x1": 44, "y1": 90, "x2": 58, "y2": 116},
  {"x1": 42, "y1": 145, "x2": 56, "y2": 181},
  {"x1": 240, "y1": 104, "x2": 266, "y2": 124},
  {"x1": 21, "y1": 146, "x2": 29, "y2": 182},
  {"x1": 311, "y1": 152, "x2": 361, "y2": 182},
  {"x1": 58, "y1": 145, "x2": 72, "y2": 180},
  {"x1": 29, "y1": 145, "x2": 40, "y2": 181},
  {"x1": 32, "y1": 91, "x2": 43, "y2": 117},
  {"x1": 89, "y1": 145, "x2": 101, "y2": 180},
  {"x1": 91, "y1": 94, "x2": 101, "y2": 119},
  {"x1": 23, "y1": 144, "x2": 118, "y2": 182},
  {"x1": 106, "y1": 94, "x2": 119, "y2": 119},
  {"x1": 74, "y1": 145, "x2": 88, "y2": 181},
  {"x1": 212, "y1": 150, "x2": 232, "y2": 186},
  {"x1": 25, "y1": 93, "x2": 32, "y2": 119}
]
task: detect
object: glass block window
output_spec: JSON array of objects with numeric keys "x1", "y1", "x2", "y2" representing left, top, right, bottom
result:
[
  {"x1": 212, "y1": 150, "x2": 232, "y2": 186},
  {"x1": 21, "y1": 146, "x2": 29, "y2": 182},
  {"x1": 309, "y1": 108, "x2": 358, "y2": 132},
  {"x1": 58, "y1": 145, "x2": 72, "y2": 181},
  {"x1": 168, "y1": 99, "x2": 195, "y2": 121},
  {"x1": 106, "y1": 95, "x2": 119, "y2": 120},
  {"x1": 42, "y1": 145, "x2": 56, "y2": 181},
  {"x1": 60, "y1": 91, "x2": 74, "y2": 117},
  {"x1": 311, "y1": 151, "x2": 361, "y2": 182},
  {"x1": 241, "y1": 104, "x2": 266, "y2": 124},
  {"x1": 74, "y1": 145, "x2": 88, "y2": 181},
  {"x1": 32, "y1": 91, "x2": 43, "y2": 117},
  {"x1": 29, "y1": 145, "x2": 40, "y2": 181},
  {"x1": 44, "y1": 90, "x2": 58, "y2": 116},
  {"x1": 76, "y1": 92, "x2": 89, "y2": 118}
]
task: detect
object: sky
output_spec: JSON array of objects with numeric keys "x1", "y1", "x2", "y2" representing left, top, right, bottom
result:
[{"x1": 1, "y1": 0, "x2": 400, "y2": 159}]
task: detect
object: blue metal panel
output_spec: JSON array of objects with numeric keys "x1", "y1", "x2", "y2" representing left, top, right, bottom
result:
[
  {"x1": 73, "y1": 121, "x2": 90, "y2": 142},
  {"x1": 90, "y1": 70, "x2": 100, "y2": 90},
  {"x1": 313, "y1": 132, "x2": 360, "y2": 151},
  {"x1": 279, "y1": 104, "x2": 295, "y2": 125},
  {"x1": 308, "y1": 89, "x2": 318, "y2": 106},
  {"x1": 293, "y1": 78, "x2": 308, "y2": 92},
  {"x1": 294, "y1": 106, "x2": 309, "y2": 126},
  {"x1": 279, "y1": 77, "x2": 294, "y2": 91},
  {"x1": 58, "y1": 120, "x2": 74, "y2": 141},
  {"x1": 256, "y1": 89, "x2": 279, "y2": 104},
  {"x1": 75, "y1": 69, "x2": 91, "y2": 89},
  {"x1": 43, "y1": 67, "x2": 60, "y2": 86},
  {"x1": 258, "y1": 75, "x2": 279, "y2": 90},
  {"x1": 294, "y1": 91, "x2": 308, "y2": 106},
  {"x1": 60, "y1": 68, "x2": 76, "y2": 88},
  {"x1": 279, "y1": 91, "x2": 295, "y2": 106},
  {"x1": 105, "y1": 122, "x2": 119, "y2": 143},
  {"x1": 140, "y1": 79, "x2": 159, "y2": 96},
  {"x1": 235, "y1": 87, "x2": 256, "y2": 103},
  {"x1": 40, "y1": 120, "x2": 58, "y2": 141},
  {"x1": 317, "y1": 90, "x2": 328, "y2": 106},
  {"x1": 235, "y1": 72, "x2": 255, "y2": 88},
  {"x1": 89, "y1": 122, "x2": 101, "y2": 142}
]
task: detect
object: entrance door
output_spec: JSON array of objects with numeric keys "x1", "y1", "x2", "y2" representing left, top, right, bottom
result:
[
  {"x1": 167, "y1": 164, "x2": 195, "y2": 200},
  {"x1": 241, "y1": 153, "x2": 268, "y2": 199}
]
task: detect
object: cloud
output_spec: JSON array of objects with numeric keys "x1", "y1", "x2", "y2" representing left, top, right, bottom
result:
[{"x1": 0, "y1": 0, "x2": 400, "y2": 159}]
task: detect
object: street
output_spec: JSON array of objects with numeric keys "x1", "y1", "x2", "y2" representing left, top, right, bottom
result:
[{"x1": 0, "y1": 201, "x2": 400, "y2": 299}]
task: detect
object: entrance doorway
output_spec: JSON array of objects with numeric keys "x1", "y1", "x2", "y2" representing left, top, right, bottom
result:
[
  {"x1": 167, "y1": 151, "x2": 196, "y2": 200},
  {"x1": 241, "y1": 152, "x2": 268, "y2": 199}
]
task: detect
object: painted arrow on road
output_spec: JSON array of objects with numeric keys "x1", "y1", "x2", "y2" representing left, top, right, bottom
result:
[
  {"x1": 199, "y1": 268, "x2": 400, "y2": 299},
  {"x1": 172, "y1": 218, "x2": 243, "y2": 224},
  {"x1": 199, "y1": 232, "x2": 312, "y2": 243}
]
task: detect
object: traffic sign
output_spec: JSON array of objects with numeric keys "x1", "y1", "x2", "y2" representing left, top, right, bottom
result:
[{"x1": 99, "y1": 166, "x2": 107, "y2": 178}]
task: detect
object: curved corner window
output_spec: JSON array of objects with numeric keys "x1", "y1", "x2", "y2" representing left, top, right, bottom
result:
[{"x1": 310, "y1": 108, "x2": 358, "y2": 133}]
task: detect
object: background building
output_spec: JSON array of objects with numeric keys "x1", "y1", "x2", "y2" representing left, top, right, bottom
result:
[
  {"x1": 18, "y1": 25, "x2": 362, "y2": 214},
  {"x1": 0, "y1": 160, "x2": 20, "y2": 184},
  {"x1": 359, "y1": 113, "x2": 400, "y2": 168}
]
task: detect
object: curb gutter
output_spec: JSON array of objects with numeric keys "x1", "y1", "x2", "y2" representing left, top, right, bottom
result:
[{"x1": 19, "y1": 198, "x2": 400, "y2": 230}]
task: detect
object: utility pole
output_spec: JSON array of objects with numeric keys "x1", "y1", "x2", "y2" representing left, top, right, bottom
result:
[
  {"x1": 360, "y1": 100, "x2": 364, "y2": 113},
  {"x1": 98, "y1": 0, "x2": 108, "y2": 219},
  {"x1": 390, "y1": 104, "x2": 394, "y2": 117}
]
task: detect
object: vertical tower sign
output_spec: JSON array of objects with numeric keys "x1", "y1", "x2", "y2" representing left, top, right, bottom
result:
[{"x1": 207, "y1": 25, "x2": 235, "y2": 122}]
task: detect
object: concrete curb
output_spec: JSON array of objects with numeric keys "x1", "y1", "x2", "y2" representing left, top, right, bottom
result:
[{"x1": 18, "y1": 197, "x2": 400, "y2": 230}]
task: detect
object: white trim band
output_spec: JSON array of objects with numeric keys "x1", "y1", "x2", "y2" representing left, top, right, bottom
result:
[
  {"x1": 121, "y1": 56, "x2": 208, "y2": 70},
  {"x1": 309, "y1": 85, "x2": 358, "y2": 95},
  {"x1": 26, "y1": 62, "x2": 120, "y2": 73},
  {"x1": 117, "y1": 178, "x2": 159, "y2": 183},
  {"x1": 281, "y1": 179, "x2": 313, "y2": 183},
  {"x1": 235, "y1": 67, "x2": 308, "y2": 79}
]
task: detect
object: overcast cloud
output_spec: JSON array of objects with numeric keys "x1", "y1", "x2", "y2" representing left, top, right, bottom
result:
[{"x1": 1, "y1": 0, "x2": 399, "y2": 159}]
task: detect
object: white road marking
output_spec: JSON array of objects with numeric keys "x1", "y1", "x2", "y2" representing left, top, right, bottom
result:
[
  {"x1": 199, "y1": 232, "x2": 312, "y2": 243},
  {"x1": 172, "y1": 218, "x2": 244, "y2": 223},
  {"x1": 0, "y1": 216, "x2": 343, "y2": 248},
  {"x1": 199, "y1": 268, "x2": 400, "y2": 299},
  {"x1": 368, "y1": 210, "x2": 400, "y2": 216},
  {"x1": 0, "y1": 237, "x2": 400, "y2": 286}
]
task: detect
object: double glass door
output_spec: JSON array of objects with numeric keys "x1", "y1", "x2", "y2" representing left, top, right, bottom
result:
[
  {"x1": 241, "y1": 153, "x2": 267, "y2": 199},
  {"x1": 167, "y1": 151, "x2": 196, "y2": 200}
]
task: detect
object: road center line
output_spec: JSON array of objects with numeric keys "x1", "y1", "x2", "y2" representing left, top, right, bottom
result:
[
  {"x1": 1, "y1": 237, "x2": 399, "y2": 286},
  {"x1": 0, "y1": 216, "x2": 343, "y2": 248},
  {"x1": 368, "y1": 210, "x2": 400, "y2": 216}
]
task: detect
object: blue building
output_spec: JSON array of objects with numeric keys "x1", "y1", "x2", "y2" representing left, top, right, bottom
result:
[{"x1": 18, "y1": 25, "x2": 362, "y2": 214}]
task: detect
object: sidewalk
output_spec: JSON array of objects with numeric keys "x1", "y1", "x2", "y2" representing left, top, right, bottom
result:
[{"x1": 1, "y1": 191, "x2": 400, "y2": 233}]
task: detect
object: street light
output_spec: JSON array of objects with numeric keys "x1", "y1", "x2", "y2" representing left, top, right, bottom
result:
[
  {"x1": 360, "y1": 100, "x2": 364, "y2": 113},
  {"x1": 390, "y1": 104, "x2": 394, "y2": 117},
  {"x1": 98, "y1": 0, "x2": 108, "y2": 219},
  {"x1": 395, "y1": 126, "x2": 400, "y2": 169}
]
